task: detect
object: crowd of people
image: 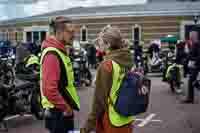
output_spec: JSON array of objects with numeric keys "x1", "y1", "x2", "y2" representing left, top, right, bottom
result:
[{"x1": 146, "y1": 30, "x2": 200, "y2": 104}]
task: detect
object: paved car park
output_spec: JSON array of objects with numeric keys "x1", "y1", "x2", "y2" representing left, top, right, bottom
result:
[{"x1": 2, "y1": 74, "x2": 200, "y2": 133}]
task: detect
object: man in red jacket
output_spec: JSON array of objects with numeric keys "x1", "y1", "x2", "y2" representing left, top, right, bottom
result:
[{"x1": 41, "y1": 16, "x2": 77, "y2": 133}]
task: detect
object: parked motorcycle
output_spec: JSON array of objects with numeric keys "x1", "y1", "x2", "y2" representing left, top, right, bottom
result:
[
  {"x1": 72, "y1": 48, "x2": 92, "y2": 87},
  {"x1": 0, "y1": 55, "x2": 15, "y2": 87},
  {"x1": 0, "y1": 54, "x2": 43, "y2": 131},
  {"x1": 165, "y1": 56, "x2": 183, "y2": 94},
  {"x1": 15, "y1": 54, "x2": 42, "y2": 120},
  {"x1": 149, "y1": 52, "x2": 163, "y2": 73}
]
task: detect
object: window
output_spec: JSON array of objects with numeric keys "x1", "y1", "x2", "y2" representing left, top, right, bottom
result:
[
  {"x1": 6, "y1": 32, "x2": 9, "y2": 41},
  {"x1": 2, "y1": 32, "x2": 6, "y2": 41},
  {"x1": 19, "y1": 32, "x2": 23, "y2": 41},
  {"x1": 33, "y1": 31, "x2": 39, "y2": 43},
  {"x1": 41, "y1": 31, "x2": 46, "y2": 43},
  {"x1": 185, "y1": 25, "x2": 200, "y2": 41},
  {"x1": 0, "y1": 32, "x2": 3, "y2": 41},
  {"x1": 8, "y1": 32, "x2": 15, "y2": 41},
  {"x1": 132, "y1": 24, "x2": 142, "y2": 46},
  {"x1": 26, "y1": 31, "x2": 47, "y2": 43},
  {"x1": 26, "y1": 32, "x2": 32, "y2": 42},
  {"x1": 81, "y1": 25, "x2": 88, "y2": 42},
  {"x1": 16, "y1": 32, "x2": 23, "y2": 42},
  {"x1": 15, "y1": 32, "x2": 17, "y2": 41}
]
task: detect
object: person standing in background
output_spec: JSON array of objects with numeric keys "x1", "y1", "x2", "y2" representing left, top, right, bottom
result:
[{"x1": 182, "y1": 30, "x2": 200, "y2": 104}]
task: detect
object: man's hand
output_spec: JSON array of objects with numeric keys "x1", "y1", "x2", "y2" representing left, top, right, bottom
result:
[
  {"x1": 63, "y1": 111, "x2": 73, "y2": 117},
  {"x1": 64, "y1": 101, "x2": 73, "y2": 117}
]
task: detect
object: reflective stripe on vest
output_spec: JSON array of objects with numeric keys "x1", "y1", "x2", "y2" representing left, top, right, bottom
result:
[
  {"x1": 165, "y1": 64, "x2": 181, "y2": 79},
  {"x1": 40, "y1": 47, "x2": 80, "y2": 110},
  {"x1": 165, "y1": 64, "x2": 182, "y2": 80},
  {"x1": 166, "y1": 64, "x2": 176, "y2": 79},
  {"x1": 25, "y1": 55, "x2": 40, "y2": 68},
  {"x1": 108, "y1": 61, "x2": 135, "y2": 127}
]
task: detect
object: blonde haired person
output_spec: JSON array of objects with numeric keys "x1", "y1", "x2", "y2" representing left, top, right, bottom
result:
[{"x1": 81, "y1": 26, "x2": 134, "y2": 133}]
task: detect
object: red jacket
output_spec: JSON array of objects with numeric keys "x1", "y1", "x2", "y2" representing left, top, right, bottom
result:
[
  {"x1": 41, "y1": 36, "x2": 72, "y2": 112},
  {"x1": 96, "y1": 50, "x2": 105, "y2": 57}
]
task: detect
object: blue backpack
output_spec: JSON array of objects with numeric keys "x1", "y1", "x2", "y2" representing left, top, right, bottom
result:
[{"x1": 114, "y1": 69, "x2": 151, "y2": 116}]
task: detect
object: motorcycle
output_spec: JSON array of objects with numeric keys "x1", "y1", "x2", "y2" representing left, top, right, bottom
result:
[
  {"x1": 0, "y1": 55, "x2": 15, "y2": 87},
  {"x1": 149, "y1": 52, "x2": 163, "y2": 73},
  {"x1": 0, "y1": 54, "x2": 43, "y2": 131},
  {"x1": 15, "y1": 54, "x2": 43, "y2": 120},
  {"x1": 72, "y1": 49, "x2": 92, "y2": 87},
  {"x1": 165, "y1": 56, "x2": 183, "y2": 94}
]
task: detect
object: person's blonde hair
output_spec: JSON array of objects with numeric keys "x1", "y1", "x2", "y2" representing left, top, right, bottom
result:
[{"x1": 96, "y1": 25, "x2": 123, "y2": 51}]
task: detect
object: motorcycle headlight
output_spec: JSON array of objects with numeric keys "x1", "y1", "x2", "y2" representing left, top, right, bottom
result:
[
  {"x1": 75, "y1": 58, "x2": 81, "y2": 61},
  {"x1": 73, "y1": 62, "x2": 79, "y2": 68},
  {"x1": 74, "y1": 52, "x2": 79, "y2": 55},
  {"x1": 11, "y1": 55, "x2": 15, "y2": 59}
]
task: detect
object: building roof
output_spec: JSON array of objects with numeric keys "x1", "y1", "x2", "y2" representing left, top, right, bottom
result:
[
  {"x1": 148, "y1": 0, "x2": 200, "y2": 2},
  {"x1": 1, "y1": 1, "x2": 200, "y2": 26}
]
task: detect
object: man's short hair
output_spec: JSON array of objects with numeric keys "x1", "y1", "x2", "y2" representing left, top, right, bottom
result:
[{"x1": 49, "y1": 16, "x2": 72, "y2": 33}]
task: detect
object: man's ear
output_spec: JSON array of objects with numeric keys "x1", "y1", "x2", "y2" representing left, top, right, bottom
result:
[{"x1": 55, "y1": 31, "x2": 63, "y2": 40}]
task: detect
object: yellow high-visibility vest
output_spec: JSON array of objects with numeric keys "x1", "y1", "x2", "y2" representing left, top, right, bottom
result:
[
  {"x1": 40, "y1": 47, "x2": 80, "y2": 110},
  {"x1": 108, "y1": 61, "x2": 135, "y2": 127},
  {"x1": 25, "y1": 54, "x2": 39, "y2": 68}
]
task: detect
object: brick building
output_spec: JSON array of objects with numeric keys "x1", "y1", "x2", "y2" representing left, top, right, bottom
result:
[{"x1": 0, "y1": 1, "x2": 199, "y2": 46}]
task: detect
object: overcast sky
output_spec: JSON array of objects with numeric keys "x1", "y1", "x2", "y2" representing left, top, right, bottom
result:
[{"x1": 0, "y1": 0, "x2": 147, "y2": 20}]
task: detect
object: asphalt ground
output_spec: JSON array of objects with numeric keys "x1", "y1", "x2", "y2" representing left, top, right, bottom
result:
[{"x1": 1, "y1": 72, "x2": 200, "y2": 133}]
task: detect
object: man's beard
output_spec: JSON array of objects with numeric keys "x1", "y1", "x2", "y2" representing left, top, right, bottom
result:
[
  {"x1": 61, "y1": 39, "x2": 73, "y2": 46},
  {"x1": 65, "y1": 39, "x2": 74, "y2": 46},
  {"x1": 68, "y1": 37, "x2": 75, "y2": 46}
]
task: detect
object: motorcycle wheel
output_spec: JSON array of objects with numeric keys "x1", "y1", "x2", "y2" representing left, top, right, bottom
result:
[
  {"x1": 30, "y1": 89, "x2": 43, "y2": 120},
  {"x1": 170, "y1": 80, "x2": 182, "y2": 94}
]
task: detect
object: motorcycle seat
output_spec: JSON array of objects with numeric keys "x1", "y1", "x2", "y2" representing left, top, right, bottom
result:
[
  {"x1": 15, "y1": 73, "x2": 39, "y2": 81},
  {"x1": 15, "y1": 79, "x2": 34, "y2": 90}
]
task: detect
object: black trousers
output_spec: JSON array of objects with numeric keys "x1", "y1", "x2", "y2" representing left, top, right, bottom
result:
[
  {"x1": 183, "y1": 62, "x2": 189, "y2": 77},
  {"x1": 45, "y1": 110, "x2": 74, "y2": 133},
  {"x1": 187, "y1": 69, "x2": 199, "y2": 102}
]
